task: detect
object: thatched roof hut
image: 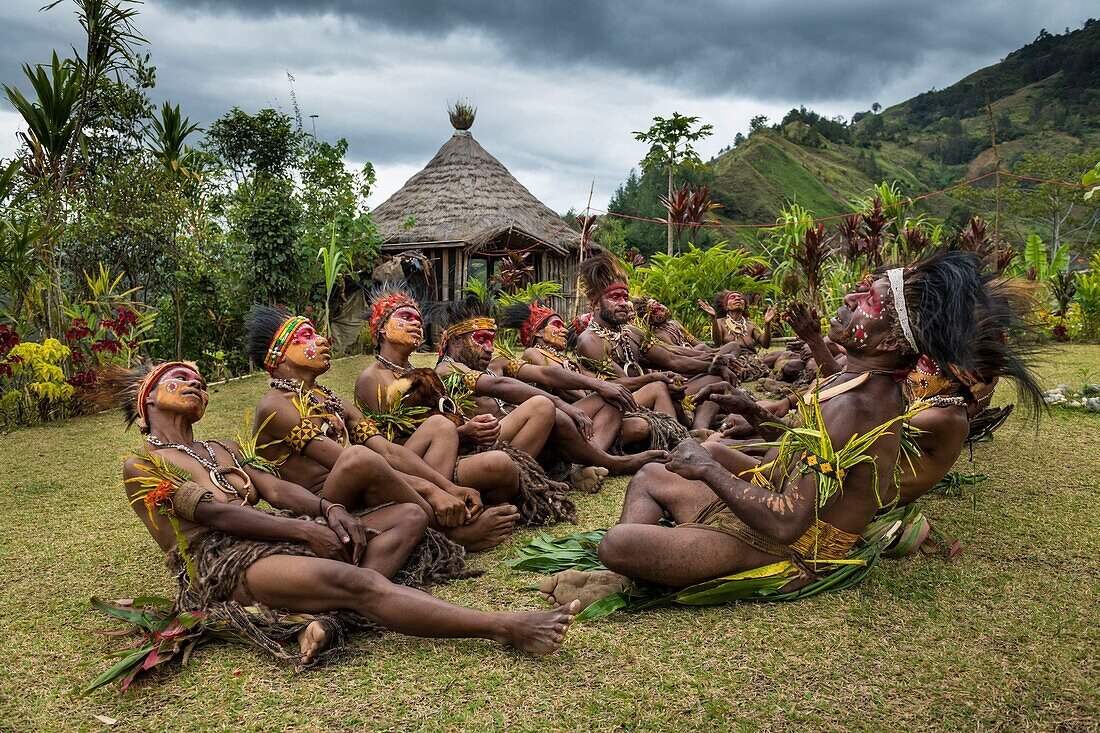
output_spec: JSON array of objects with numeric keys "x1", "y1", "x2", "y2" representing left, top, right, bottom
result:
[{"x1": 371, "y1": 112, "x2": 580, "y2": 309}]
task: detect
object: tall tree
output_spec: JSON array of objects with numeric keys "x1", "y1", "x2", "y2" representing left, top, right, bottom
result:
[{"x1": 633, "y1": 113, "x2": 713, "y2": 255}]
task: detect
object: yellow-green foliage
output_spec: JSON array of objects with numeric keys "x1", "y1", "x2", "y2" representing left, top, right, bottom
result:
[
  {"x1": 0, "y1": 338, "x2": 74, "y2": 425},
  {"x1": 628, "y1": 242, "x2": 773, "y2": 338}
]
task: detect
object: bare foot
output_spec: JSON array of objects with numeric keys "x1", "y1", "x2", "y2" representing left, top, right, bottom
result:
[
  {"x1": 608, "y1": 449, "x2": 669, "y2": 475},
  {"x1": 445, "y1": 504, "x2": 520, "y2": 551},
  {"x1": 568, "y1": 465, "x2": 609, "y2": 493},
  {"x1": 297, "y1": 618, "x2": 335, "y2": 668},
  {"x1": 689, "y1": 428, "x2": 717, "y2": 441},
  {"x1": 538, "y1": 569, "x2": 630, "y2": 610},
  {"x1": 501, "y1": 601, "x2": 579, "y2": 655}
]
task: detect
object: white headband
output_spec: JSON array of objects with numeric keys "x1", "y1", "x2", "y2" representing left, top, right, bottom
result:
[{"x1": 886, "y1": 268, "x2": 918, "y2": 352}]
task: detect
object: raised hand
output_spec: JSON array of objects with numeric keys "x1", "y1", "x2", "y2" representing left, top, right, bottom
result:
[
  {"x1": 697, "y1": 299, "x2": 716, "y2": 317},
  {"x1": 763, "y1": 305, "x2": 779, "y2": 324},
  {"x1": 783, "y1": 301, "x2": 822, "y2": 341}
]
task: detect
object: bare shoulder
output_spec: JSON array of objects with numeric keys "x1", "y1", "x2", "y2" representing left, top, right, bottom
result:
[{"x1": 523, "y1": 347, "x2": 548, "y2": 365}]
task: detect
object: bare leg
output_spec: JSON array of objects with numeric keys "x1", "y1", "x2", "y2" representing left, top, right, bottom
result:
[
  {"x1": 619, "y1": 417, "x2": 650, "y2": 448},
  {"x1": 574, "y1": 393, "x2": 623, "y2": 453},
  {"x1": 497, "y1": 395, "x2": 556, "y2": 456},
  {"x1": 634, "y1": 381, "x2": 676, "y2": 416},
  {"x1": 241, "y1": 555, "x2": 578, "y2": 655},
  {"x1": 402, "y1": 415, "x2": 461, "y2": 481},
  {"x1": 321, "y1": 445, "x2": 434, "y2": 517},
  {"x1": 619, "y1": 462, "x2": 717, "y2": 525},
  {"x1": 358, "y1": 503, "x2": 429, "y2": 578},
  {"x1": 455, "y1": 451, "x2": 520, "y2": 505},
  {"x1": 548, "y1": 409, "x2": 667, "y2": 475},
  {"x1": 598, "y1": 523, "x2": 779, "y2": 586}
]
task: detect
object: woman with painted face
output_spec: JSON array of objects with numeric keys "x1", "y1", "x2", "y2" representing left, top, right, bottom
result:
[
  {"x1": 101, "y1": 360, "x2": 578, "y2": 667},
  {"x1": 697, "y1": 290, "x2": 778, "y2": 382}
]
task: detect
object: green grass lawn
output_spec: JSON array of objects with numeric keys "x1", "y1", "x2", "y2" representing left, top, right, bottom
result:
[{"x1": 1, "y1": 345, "x2": 1098, "y2": 732}]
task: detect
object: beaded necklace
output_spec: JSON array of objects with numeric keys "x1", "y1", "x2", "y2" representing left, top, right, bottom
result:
[
  {"x1": 269, "y1": 378, "x2": 346, "y2": 420},
  {"x1": 535, "y1": 344, "x2": 580, "y2": 372},
  {"x1": 145, "y1": 435, "x2": 252, "y2": 503},
  {"x1": 586, "y1": 320, "x2": 641, "y2": 376},
  {"x1": 723, "y1": 315, "x2": 749, "y2": 337},
  {"x1": 375, "y1": 354, "x2": 412, "y2": 376}
]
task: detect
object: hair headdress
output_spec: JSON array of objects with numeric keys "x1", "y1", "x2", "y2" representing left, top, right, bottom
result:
[
  {"x1": 245, "y1": 305, "x2": 310, "y2": 373},
  {"x1": 579, "y1": 251, "x2": 628, "y2": 305},
  {"x1": 369, "y1": 284, "x2": 420, "y2": 341},
  {"x1": 889, "y1": 250, "x2": 1043, "y2": 416},
  {"x1": 500, "y1": 301, "x2": 559, "y2": 347},
  {"x1": 430, "y1": 294, "x2": 497, "y2": 358},
  {"x1": 96, "y1": 360, "x2": 203, "y2": 433}
]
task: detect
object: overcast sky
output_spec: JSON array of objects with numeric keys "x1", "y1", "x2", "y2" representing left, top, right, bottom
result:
[{"x1": 0, "y1": 0, "x2": 1092, "y2": 213}]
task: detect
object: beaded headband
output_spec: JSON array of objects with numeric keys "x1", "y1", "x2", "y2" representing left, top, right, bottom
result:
[
  {"x1": 439, "y1": 317, "x2": 496, "y2": 355},
  {"x1": 136, "y1": 361, "x2": 192, "y2": 423},
  {"x1": 886, "y1": 268, "x2": 918, "y2": 352},
  {"x1": 264, "y1": 316, "x2": 309, "y2": 372},
  {"x1": 519, "y1": 304, "x2": 558, "y2": 347},
  {"x1": 370, "y1": 293, "x2": 419, "y2": 340}
]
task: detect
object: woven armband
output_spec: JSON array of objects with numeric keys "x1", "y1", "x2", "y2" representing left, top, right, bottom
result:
[
  {"x1": 462, "y1": 371, "x2": 481, "y2": 393},
  {"x1": 640, "y1": 334, "x2": 660, "y2": 353},
  {"x1": 174, "y1": 480, "x2": 214, "y2": 522},
  {"x1": 285, "y1": 418, "x2": 322, "y2": 454},
  {"x1": 503, "y1": 358, "x2": 525, "y2": 379},
  {"x1": 799, "y1": 452, "x2": 847, "y2": 481},
  {"x1": 349, "y1": 418, "x2": 381, "y2": 445}
]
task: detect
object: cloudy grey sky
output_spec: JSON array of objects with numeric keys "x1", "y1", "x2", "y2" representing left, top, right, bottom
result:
[{"x1": 0, "y1": 0, "x2": 1092, "y2": 212}]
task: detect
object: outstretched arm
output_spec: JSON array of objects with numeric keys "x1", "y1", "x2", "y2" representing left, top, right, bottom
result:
[
  {"x1": 694, "y1": 384, "x2": 786, "y2": 442},
  {"x1": 643, "y1": 342, "x2": 715, "y2": 375},
  {"x1": 512, "y1": 362, "x2": 637, "y2": 412}
]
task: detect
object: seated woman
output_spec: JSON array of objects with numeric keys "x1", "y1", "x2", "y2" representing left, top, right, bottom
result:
[
  {"x1": 631, "y1": 297, "x2": 712, "y2": 356},
  {"x1": 104, "y1": 360, "x2": 578, "y2": 667},
  {"x1": 698, "y1": 291, "x2": 777, "y2": 381}
]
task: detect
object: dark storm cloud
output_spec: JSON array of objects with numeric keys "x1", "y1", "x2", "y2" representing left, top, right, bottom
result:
[{"x1": 159, "y1": 0, "x2": 1092, "y2": 102}]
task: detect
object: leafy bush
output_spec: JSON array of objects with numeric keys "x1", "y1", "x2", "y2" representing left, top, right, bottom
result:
[
  {"x1": 1074, "y1": 254, "x2": 1100, "y2": 341},
  {"x1": 628, "y1": 242, "x2": 772, "y2": 338},
  {"x1": 0, "y1": 338, "x2": 74, "y2": 427}
]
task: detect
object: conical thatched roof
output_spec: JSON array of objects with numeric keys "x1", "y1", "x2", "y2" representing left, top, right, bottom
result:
[{"x1": 372, "y1": 128, "x2": 580, "y2": 256}]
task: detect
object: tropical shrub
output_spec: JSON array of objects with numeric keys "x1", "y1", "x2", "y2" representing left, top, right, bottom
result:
[
  {"x1": 628, "y1": 242, "x2": 772, "y2": 338},
  {"x1": 63, "y1": 265, "x2": 156, "y2": 396},
  {"x1": 1074, "y1": 254, "x2": 1100, "y2": 341},
  {"x1": 0, "y1": 337, "x2": 74, "y2": 427}
]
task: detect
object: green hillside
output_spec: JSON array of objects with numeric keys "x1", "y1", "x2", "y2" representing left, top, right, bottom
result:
[{"x1": 609, "y1": 19, "x2": 1100, "y2": 250}]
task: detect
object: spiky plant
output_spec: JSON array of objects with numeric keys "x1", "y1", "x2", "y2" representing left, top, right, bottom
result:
[
  {"x1": 448, "y1": 100, "x2": 476, "y2": 131},
  {"x1": 790, "y1": 223, "x2": 836, "y2": 309},
  {"x1": 356, "y1": 387, "x2": 429, "y2": 441},
  {"x1": 235, "y1": 411, "x2": 287, "y2": 476},
  {"x1": 491, "y1": 249, "x2": 535, "y2": 294}
]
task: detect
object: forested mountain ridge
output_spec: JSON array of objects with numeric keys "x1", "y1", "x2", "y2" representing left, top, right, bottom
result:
[{"x1": 607, "y1": 19, "x2": 1100, "y2": 252}]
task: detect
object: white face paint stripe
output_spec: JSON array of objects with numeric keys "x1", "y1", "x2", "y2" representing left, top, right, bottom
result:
[{"x1": 887, "y1": 268, "x2": 918, "y2": 351}]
